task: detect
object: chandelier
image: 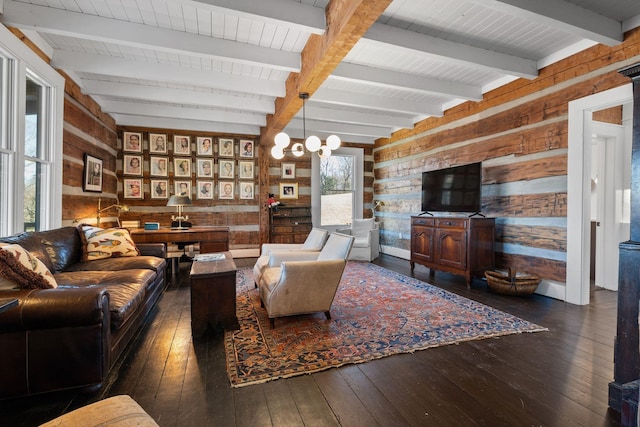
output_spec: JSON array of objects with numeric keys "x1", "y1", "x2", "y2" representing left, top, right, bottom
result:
[{"x1": 271, "y1": 92, "x2": 341, "y2": 159}]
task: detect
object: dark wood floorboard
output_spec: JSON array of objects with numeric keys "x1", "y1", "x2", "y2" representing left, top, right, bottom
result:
[{"x1": 0, "y1": 254, "x2": 623, "y2": 426}]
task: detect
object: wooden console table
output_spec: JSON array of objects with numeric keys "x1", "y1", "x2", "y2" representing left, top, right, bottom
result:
[{"x1": 130, "y1": 226, "x2": 229, "y2": 253}]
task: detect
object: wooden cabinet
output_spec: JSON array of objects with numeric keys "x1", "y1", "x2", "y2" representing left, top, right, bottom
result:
[
  {"x1": 410, "y1": 216, "x2": 495, "y2": 289},
  {"x1": 269, "y1": 205, "x2": 312, "y2": 243}
]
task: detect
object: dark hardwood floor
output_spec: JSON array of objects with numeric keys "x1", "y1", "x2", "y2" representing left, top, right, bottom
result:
[{"x1": 1, "y1": 254, "x2": 622, "y2": 426}]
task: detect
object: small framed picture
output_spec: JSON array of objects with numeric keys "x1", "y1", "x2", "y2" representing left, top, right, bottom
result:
[
  {"x1": 150, "y1": 179, "x2": 169, "y2": 199},
  {"x1": 123, "y1": 132, "x2": 142, "y2": 153},
  {"x1": 124, "y1": 178, "x2": 143, "y2": 199},
  {"x1": 174, "y1": 135, "x2": 191, "y2": 155},
  {"x1": 123, "y1": 154, "x2": 143, "y2": 176},
  {"x1": 218, "y1": 138, "x2": 234, "y2": 157},
  {"x1": 280, "y1": 182, "x2": 298, "y2": 199},
  {"x1": 219, "y1": 181, "x2": 234, "y2": 200},
  {"x1": 150, "y1": 156, "x2": 169, "y2": 177},
  {"x1": 281, "y1": 163, "x2": 295, "y2": 179},
  {"x1": 238, "y1": 160, "x2": 254, "y2": 179},
  {"x1": 149, "y1": 133, "x2": 168, "y2": 154},
  {"x1": 197, "y1": 136, "x2": 214, "y2": 156},
  {"x1": 239, "y1": 139, "x2": 254, "y2": 158},
  {"x1": 83, "y1": 153, "x2": 103, "y2": 192},
  {"x1": 197, "y1": 158, "x2": 214, "y2": 177},
  {"x1": 239, "y1": 182, "x2": 254, "y2": 200},
  {"x1": 219, "y1": 159, "x2": 234, "y2": 179},
  {"x1": 174, "y1": 180, "x2": 192, "y2": 197},
  {"x1": 197, "y1": 180, "x2": 214, "y2": 200},
  {"x1": 174, "y1": 158, "x2": 191, "y2": 177}
]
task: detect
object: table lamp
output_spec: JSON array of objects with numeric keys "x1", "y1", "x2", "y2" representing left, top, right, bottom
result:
[{"x1": 167, "y1": 195, "x2": 192, "y2": 229}]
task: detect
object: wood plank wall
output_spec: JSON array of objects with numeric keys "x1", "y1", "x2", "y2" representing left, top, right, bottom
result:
[{"x1": 373, "y1": 27, "x2": 640, "y2": 285}]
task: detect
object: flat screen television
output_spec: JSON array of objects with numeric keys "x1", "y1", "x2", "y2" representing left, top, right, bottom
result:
[{"x1": 421, "y1": 162, "x2": 482, "y2": 214}]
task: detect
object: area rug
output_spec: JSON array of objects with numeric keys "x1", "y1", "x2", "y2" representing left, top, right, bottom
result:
[{"x1": 225, "y1": 262, "x2": 547, "y2": 387}]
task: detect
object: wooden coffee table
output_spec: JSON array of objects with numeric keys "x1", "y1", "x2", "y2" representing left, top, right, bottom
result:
[{"x1": 189, "y1": 251, "x2": 239, "y2": 336}]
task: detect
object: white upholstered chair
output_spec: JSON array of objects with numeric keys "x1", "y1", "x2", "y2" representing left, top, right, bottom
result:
[
  {"x1": 337, "y1": 218, "x2": 380, "y2": 261},
  {"x1": 258, "y1": 232, "x2": 355, "y2": 327},
  {"x1": 252, "y1": 227, "x2": 329, "y2": 286}
]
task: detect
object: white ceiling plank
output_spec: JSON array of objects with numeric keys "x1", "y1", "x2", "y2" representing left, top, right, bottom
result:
[
  {"x1": 313, "y1": 87, "x2": 443, "y2": 117},
  {"x1": 331, "y1": 63, "x2": 483, "y2": 101},
  {"x1": 287, "y1": 118, "x2": 393, "y2": 138},
  {"x1": 111, "y1": 113, "x2": 260, "y2": 135},
  {"x1": 183, "y1": 0, "x2": 325, "y2": 35},
  {"x1": 52, "y1": 50, "x2": 285, "y2": 97},
  {"x1": 480, "y1": 0, "x2": 622, "y2": 46},
  {"x1": 98, "y1": 99, "x2": 266, "y2": 126},
  {"x1": 303, "y1": 105, "x2": 414, "y2": 129},
  {"x1": 81, "y1": 79, "x2": 275, "y2": 114},
  {"x1": 2, "y1": 1, "x2": 301, "y2": 72},
  {"x1": 623, "y1": 13, "x2": 640, "y2": 33},
  {"x1": 363, "y1": 23, "x2": 538, "y2": 80},
  {"x1": 278, "y1": 127, "x2": 376, "y2": 145}
]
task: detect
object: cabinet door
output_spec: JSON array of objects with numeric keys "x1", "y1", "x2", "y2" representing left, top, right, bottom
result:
[
  {"x1": 411, "y1": 226, "x2": 434, "y2": 263},
  {"x1": 435, "y1": 228, "x2": 467, "y2": 269}
]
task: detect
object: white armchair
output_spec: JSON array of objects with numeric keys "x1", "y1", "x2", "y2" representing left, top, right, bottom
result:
[
  {"x1": 258, "y1": 232, "x2": 355, "y2": 327},
  {"x1": 252, "y1": 227, "x2": 329, "y2": 286},
  {"x1": 337, "y1": 218, "x2": 380, "y2": 261}
]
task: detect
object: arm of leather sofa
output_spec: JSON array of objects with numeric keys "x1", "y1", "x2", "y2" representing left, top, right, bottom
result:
[{"x1": 136, "y1": 243, "x2": 166, "y2": 258}]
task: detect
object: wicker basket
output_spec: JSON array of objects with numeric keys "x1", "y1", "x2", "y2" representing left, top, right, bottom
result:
[{"x1": 485, "y1": 269, "x2": 541, "y2": 296}]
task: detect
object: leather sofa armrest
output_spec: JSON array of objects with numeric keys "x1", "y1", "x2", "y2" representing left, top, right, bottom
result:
[
  {"x1": 137, "y1": 243, "x2": 166, "y2": 258},
  {"x1": 0, "y1": 287, "x2": 110, "y2": 331}
]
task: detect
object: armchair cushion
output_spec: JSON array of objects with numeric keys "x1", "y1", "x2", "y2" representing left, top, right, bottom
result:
[{"x1": 350, "y1": 218, "x2": 375, "y2": 238}]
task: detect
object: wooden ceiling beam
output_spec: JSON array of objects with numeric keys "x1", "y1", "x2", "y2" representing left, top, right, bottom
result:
[{"x1": 259, "y1": 0, "x2": 393, "y2": 146}]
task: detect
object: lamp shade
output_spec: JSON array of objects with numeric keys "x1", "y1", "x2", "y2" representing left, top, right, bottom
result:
[{"x1": 167, "y1": 195, "x2": 192, "y2": 206}]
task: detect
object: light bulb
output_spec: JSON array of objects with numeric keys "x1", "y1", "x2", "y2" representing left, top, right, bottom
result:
[
  {"x1": 271, "y1": 145, "x2": 285, "y2": 159},
  {"x1": 291, "y1": 142, "x2": 305, "y2": 157},
  {"x1": 305, "y1": 135, "x2": 321, "y2": 152},
  {"x1": 318, "y1": 146, "x2": 332, "y2": 158},
  {"x1": 326, "y1": 134, "x2": 341, "y2": 150},
  {"x1": 274, "y1": 132, "x2": 290, "y2": 148}
]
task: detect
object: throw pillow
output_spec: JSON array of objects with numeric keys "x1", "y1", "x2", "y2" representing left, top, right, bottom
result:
[
  {"x1": 351, "y1": 218, "x2": 375, "y2": 238},
  {"x1": 80, "y1": 226, "x2": 140, "y2": 262},
  {"x1": 0, "y1": 243, "x2": 57, "y2": 290}
]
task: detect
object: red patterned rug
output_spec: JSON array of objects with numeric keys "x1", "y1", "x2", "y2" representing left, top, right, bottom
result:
[{"x1": 225, "y1": 262, "x2": 547, "y2": 387}]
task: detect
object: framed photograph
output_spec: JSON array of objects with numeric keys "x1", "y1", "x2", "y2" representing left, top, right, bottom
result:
[
  {"x1": 197, "y1": 136, "x2": 214, "y2": 156},
  {"x1": 280, "y1": 182, "x2": 298, "y2": 199},
  {"x1": 281, "y1": 163, "x2": 296, "y2": 179},
  {"x1": 173, "y1": 135, "x2": 191, "y2": 155},
  {"x1": 239, "y1": 139, "x2": 254, "y2": 158},
  {"x1": 150, "y1": 156, "x2": 169, "y2": 177},
  {"x1": 123, "y1": 132, "x2": 142, "y2": 153},
  {"x1": 196, "y1": 158, "x2": 214, "y2": 178},
  {"x1": 238, "y1": 160, "x2": 254, "y2": 179},
  {"x1": 219, "y1": 181, "x2": 234, "y2": 200},
  {"x1": 218, "y1": 138, "x2": 234, "y2": 157},
  {"x1": 219, "y1": 159, "x2": 235, "y2": 179},
  {"x1": 150, "y1": 179, "x2": 169, "y2": 199},
  {"x1": 174, "y1": 158, "x2": 191, "y2": 177},
  {"x1": 123, "y1": 178, "x2": 143, "y2": 199},
  {"x1": 83, "y1": 153, "x2": 103, "y2": 192},
  {"x1": 239, "y1": 181, "x2": 254, "y2": 200},
  {"x1": 197, "y1": 180, "x2": 214, "y2": 200},
  {"x1": 149, "y1": 133, "x2": 168, "y2": 154},
  {"x1": 123, "y1": 154, "x2": 143, "y2": 175},
  {"x1": 174, "y1": 180, "x2": 192, "y2": 197}
]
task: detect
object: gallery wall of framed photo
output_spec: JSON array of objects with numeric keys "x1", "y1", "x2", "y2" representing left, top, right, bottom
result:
[{"x1": 121, "y1": 131, "x2": 256, "y2": 202}]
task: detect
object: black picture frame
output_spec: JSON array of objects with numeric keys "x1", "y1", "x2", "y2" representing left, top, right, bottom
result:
[{"x1": 83, "y1": 153, "x2": 103, "y2": 192}]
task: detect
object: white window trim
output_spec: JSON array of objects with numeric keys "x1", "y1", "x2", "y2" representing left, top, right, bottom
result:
[
  {"x1": 311, "y1": 146, "x2": 364, "y2": 228},
  {"x1": 0, "y1": 24, "x2": 64, "y2": 235}
]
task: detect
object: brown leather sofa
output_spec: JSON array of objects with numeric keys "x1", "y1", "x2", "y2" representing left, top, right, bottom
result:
[{"x1": 0, "y1": 226, "x2": 167, "y2": 399}]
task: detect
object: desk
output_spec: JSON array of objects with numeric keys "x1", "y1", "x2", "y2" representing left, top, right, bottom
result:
[
  {"x1": 189, "y1": 252, "x2": 239, "y2": 335},
  {"x1": 130, "y1": 226, "x2": 229, "y2": 253}
]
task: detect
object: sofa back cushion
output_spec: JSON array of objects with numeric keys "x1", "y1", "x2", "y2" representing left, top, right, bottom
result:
[
  {"x1": 0, "y1": 231, "x2": 54, "y2": 273},
  {"x1": 37, "y1": 226, "x2": 84, "y2": 273},
  {"x1": 351, "y1": 218, "x2": 375, "y2": 238}
]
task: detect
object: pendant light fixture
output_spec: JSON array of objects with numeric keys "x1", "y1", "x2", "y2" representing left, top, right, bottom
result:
[{"x1": 271, "y1": 92, "x2": 341, "y2": 159}]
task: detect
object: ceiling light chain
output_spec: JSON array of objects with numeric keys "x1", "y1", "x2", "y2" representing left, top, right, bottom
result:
[{"x1": 271, "y1": 92, "x2": 341, "y2": 160}]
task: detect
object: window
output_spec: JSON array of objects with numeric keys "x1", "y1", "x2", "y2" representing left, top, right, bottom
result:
[
  {"x1": 0, "y1": 26, "x2": 64, "y2": 236},
  {"x1": 312, "y1": 147, "x2": 364, "y2": 227}
]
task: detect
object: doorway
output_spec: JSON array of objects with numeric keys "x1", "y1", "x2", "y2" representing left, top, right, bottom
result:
[{"x1": 567, "y1": 84, "x2": 633, "y2": 305}]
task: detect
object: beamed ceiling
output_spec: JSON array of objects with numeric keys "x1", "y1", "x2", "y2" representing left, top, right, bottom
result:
[{"x1": 3, "y1": 0, "x2": 640, "y2": 145}]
